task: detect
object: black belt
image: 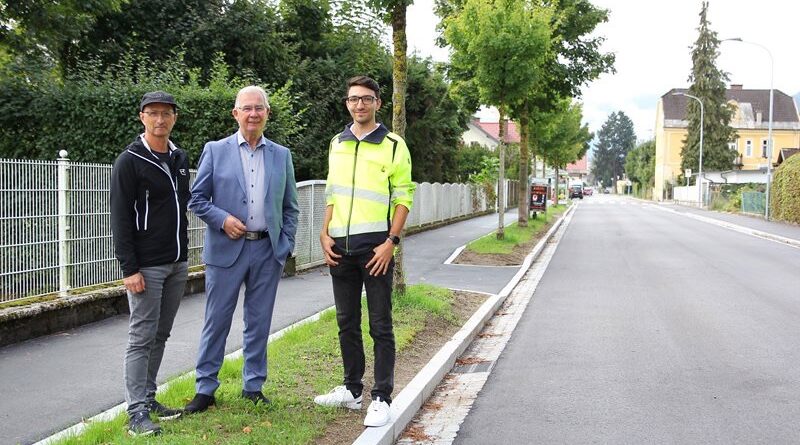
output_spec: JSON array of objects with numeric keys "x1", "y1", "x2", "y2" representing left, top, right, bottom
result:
[{"x1": 244, "y1": 231, "x2": 268, "y2": 240}]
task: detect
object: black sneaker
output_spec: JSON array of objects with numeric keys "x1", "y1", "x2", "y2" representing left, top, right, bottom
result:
[
  {"x1": 128, "y1": 411, "x2": 161, "y2": 436},
  {"x1": 148, "y1": 400, "x2": 183, "y2": 421}
]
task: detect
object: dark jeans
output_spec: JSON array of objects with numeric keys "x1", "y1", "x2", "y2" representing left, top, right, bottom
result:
[{"x1": 329, "y1": 251, "x2": 395, "y2": 402}]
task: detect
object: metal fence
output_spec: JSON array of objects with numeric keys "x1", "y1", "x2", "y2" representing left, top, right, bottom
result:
[
  {"x1": 1, "y1": 156, "x2": 514, "y2": 303},
  {"x1": 741, "y1": 191, "x2": 766, "y2": 215}
]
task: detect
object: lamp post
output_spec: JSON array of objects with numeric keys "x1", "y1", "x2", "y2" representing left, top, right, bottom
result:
[
  {"x1": 673, "y1": 92, "x2": 704, "y2": 206},
  {"x1": 722, "y1": 37, "x2": 773, "y2": 220}
]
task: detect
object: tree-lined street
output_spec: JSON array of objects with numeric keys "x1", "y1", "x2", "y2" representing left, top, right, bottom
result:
[
  {"x1": 3, "y1": 0, "x2": 800, "y2": 443},
  {"x1": 455, "y1": 194, "x2": 800, "y2": 443}
]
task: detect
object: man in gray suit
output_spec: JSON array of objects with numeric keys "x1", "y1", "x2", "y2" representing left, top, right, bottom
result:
[{"x1": 185, "y1": 85, "x2": 299, "y2": 413}]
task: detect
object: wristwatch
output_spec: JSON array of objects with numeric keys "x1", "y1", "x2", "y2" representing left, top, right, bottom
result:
[{"x1": 388, "y1": 234, "x2": 401, "y2": 245}]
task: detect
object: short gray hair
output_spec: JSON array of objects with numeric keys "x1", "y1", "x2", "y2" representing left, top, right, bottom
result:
[{"x1": 235, "y1": 85, "x2": 270, "y2": 109}]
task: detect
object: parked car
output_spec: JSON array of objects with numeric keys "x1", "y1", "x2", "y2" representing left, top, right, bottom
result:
[
  {"x1": 583, "y1": 187, "x2": 593, "y2": 196},
  {"x1": 569, "y1": 184, "x2": 583, "y2": 199}
]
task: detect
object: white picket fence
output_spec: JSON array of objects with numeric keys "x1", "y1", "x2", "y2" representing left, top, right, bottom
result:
[{"x1": 0, "y1": 155, "x2": 516, "y2": 302}]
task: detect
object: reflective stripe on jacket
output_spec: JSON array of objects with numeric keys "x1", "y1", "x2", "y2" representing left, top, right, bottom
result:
[{"x1": 325, "y1": 123, "x2": 415, "y2": 255}]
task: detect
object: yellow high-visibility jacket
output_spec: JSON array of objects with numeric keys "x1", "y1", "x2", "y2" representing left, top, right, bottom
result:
[{"x1": 326, "y1": 123, "x2": 415, "y2": 255}]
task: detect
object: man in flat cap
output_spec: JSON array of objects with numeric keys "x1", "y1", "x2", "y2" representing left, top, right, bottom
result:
[{"x1": 110, "y1": 91, "x2": 190, "y2": 436}]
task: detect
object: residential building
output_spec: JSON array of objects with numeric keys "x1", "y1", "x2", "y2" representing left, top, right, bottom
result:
[
  {"x1": 461, "y1": 118, "x2": 586, "y2": 182},
  {"x1": 777, "y1": 148, "x2": 799, "y2": 167},
  {"x1": 565, "y1": 155, "x2": 589, "y2": 182},
  {"x1": 461, "y1": 118, "x2": 520, "y2": 149},
  {"x1": 653, "y1": 85, "x2": 800, "y2": 200}
]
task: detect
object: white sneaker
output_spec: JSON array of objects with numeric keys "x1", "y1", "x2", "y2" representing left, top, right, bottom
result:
[
  {"x1": 314, "y1": 385, "x2": 362, "y2": 410},
  {"x1": 363, "y1": 397, "x2": 391, "y2": 427}
]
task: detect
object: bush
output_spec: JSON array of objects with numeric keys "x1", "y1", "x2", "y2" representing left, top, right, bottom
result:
[
  {"x1": 0, "y1": 54, "x2": 304, "y2": 167},
  {"x1": 771, "y1": 154, "x2": 800, "y2": 224},
  {"x1": 707, "y1": 183, "x2": 764, "y2": 213}
]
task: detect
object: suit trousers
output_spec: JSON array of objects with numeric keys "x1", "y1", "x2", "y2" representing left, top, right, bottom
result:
[
  {"x1": 329, "y1": 251, "x2": 395, "y2": 402},
  {"x1": 124, "y1": 261, "x2": 187, "y2": 415},
  {"x1": 195, "y1": 236, "x2": 283, "y2": 395}
]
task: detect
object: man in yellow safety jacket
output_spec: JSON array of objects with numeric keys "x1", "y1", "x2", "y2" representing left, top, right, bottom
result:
[{"x1": 314, "y1": 75, "x2": 415, "y2": 428}]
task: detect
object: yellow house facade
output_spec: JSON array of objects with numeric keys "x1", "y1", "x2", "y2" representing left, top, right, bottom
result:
[{"x1": 653, "y1": 85, "x2": 800, "y2": 200}]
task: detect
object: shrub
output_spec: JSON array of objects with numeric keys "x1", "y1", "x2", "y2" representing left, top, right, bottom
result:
[
  {"x1": 0, "y1": 54, "x2": 304, "y2": 167},
  {"x1": 771, "y1": 154, "x2": 800, "y2": 224},
  {"x1": 708, "y1": 183, "x2": 764, "y2": 213}
]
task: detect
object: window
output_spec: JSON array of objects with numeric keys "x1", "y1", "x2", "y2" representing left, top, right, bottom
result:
[
  {"x1": 745, "y1": 140, "x2": 752, "y2": 157},
  {"x1": 728, "y1": 141, "x2": 737, "y2": 151},
  {"x1": 761, "y1": 139, "x2": 768, "y2": 158}
]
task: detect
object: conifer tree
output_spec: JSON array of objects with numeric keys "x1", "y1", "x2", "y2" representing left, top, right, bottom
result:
[
  {"x1": 681, "y1": 1, "x2": 737, "y2": 176},
  {"x1": 591, "y1": 111, "x2": 635, "y2": 189}
]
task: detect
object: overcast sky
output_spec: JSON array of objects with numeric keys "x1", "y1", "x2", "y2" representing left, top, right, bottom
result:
[{"x1": 404, "y1": 0, "x2": 800, "y2": 143}]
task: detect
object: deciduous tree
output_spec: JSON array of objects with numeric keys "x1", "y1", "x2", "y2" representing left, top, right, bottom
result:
[
  {"x1": 0, "y1": 0, "x2": 124, "y2": 74},
  {"x1": 625, "y1": 139, "x2": 656, "y2": 193},
  {"x1": 445, "y1": 0, "x2": 552, "y2": 239}
]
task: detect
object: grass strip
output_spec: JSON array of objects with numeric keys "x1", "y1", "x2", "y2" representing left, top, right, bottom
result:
[
  {"x1": 52, "y1": 284, "x2": 459, "y2": 445},
  {"x1": 466, "y1": 204, "x2": 566, "y2": 254},
  {"x1": 0, "y1": 294, "x2": 59, "y2": 310}
]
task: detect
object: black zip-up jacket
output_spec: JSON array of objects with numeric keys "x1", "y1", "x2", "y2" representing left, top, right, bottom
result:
[{"x1": 110, "y1": 135, "x2": 190, "y2": 277}]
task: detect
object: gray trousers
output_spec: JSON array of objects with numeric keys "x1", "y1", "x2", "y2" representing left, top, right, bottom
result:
[{"x1": 124, "y1": 262, "x2": 187, "y2": 415}]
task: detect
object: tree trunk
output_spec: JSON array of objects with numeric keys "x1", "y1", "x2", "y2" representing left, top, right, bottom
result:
[
  {"x1": 553, "y1": 165, "x2": 568, "y2": 205},
  {"x1": 540, "y1": 155, "x2": 545, "y2": 178},
  {"x1": 518, "y1": 104, "x2": 529, "y2": 227},
  {"x1": 391, "y1": 2, "x2": 408, "y2": 295},
  {"x1": 497, "y1": 109, "x2": 506, "y2": 240},
  {"x1": 391, "y1": 3, "x2": 408, "y2": 139}
]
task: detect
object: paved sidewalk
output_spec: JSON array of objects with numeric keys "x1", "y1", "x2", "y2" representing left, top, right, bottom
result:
[
  {"x1": 0, "y1": 211, "x2": 517, "y2": 445},
  {"x1": 655, "y1": 201, "x2": 800, "y2": 242}
]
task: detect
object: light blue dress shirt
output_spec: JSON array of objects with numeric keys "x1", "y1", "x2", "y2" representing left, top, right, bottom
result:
[{"x1": 237, "y1": 132, "x2": 268, "y2": 232}]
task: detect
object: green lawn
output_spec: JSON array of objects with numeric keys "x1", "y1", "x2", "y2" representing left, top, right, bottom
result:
[
  {"x1": 52, "y1": 284, "x2": 459, "y2": 445},
  {"x1": 467, "y1": 204, "x2": 566, "y2": 254}
]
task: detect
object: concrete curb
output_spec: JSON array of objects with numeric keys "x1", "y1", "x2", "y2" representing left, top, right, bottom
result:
[
  {"x1": 352, "y1": 204, "x2": 576, "y2": 445},
  {"x1": 649, "y1": 204, "x2": 800, "y2": 249}
]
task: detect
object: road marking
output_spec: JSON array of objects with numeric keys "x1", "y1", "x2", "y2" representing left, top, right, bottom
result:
[{"x1": 648, "y1": 204, "x2": 800, "y2": 250}]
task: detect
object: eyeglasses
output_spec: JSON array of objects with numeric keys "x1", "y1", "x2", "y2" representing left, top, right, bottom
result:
[
  {"x1": 142, "y1": 111, "x2": 176, "y2": 119},
  {"x1": 237, "y1": 105, "x2": 268, "y2": 114},
  {"x1": 346, "y1": 95, "x2": 377, "y2": 105}
]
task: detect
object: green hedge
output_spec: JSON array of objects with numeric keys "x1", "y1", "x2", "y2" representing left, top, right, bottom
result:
[
  {"x1": 1, "y1": 53, "x2": 473, "y2": 183},
  {"x1": 771, "y1": 153, "x2": 800, "y2": 224},
  {"x1": 0, "y1": 58, "x2": 303, "y2": 167}
]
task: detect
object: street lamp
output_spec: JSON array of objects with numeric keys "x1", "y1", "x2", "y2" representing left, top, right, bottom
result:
[
  {"x1": 673, "y1": 92, "x2": 704, "y2": 207},
  {"x1": 722, "y1": 37, "x2": 774, "y2": 220}
]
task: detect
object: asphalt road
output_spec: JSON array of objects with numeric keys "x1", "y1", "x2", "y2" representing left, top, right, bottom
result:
[
  {"x1": 0, "y1": 211, "x2": 518, "y2": 445},
  {"x1": 456, "y1": 195, "x2": 800, "y2": 444}
]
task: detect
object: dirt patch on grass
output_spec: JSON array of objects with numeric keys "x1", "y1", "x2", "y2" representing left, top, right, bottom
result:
[
  {"x1": 313, "y1": 290, "x2": 487, "y2": 445},
  {"x1": 453, "y1": 218, "x2": 557, "y2": 266}
]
